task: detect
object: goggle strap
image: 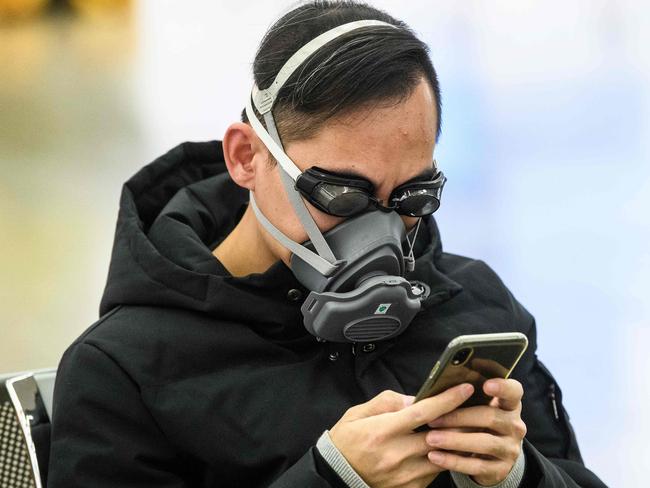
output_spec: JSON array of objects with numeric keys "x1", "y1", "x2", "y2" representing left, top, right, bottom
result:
[{"x1": 249, "y1": 192, "x2": 339, "y2": 276}]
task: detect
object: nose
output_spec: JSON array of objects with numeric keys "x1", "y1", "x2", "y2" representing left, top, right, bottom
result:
[{"x1": 374, "y1": 186, "x2": 392, "y2": 207}]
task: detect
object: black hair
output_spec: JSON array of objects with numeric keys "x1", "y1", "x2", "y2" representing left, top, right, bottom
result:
[{"x1": 241, "y1": 0, "x2": 442, "y2": 144}]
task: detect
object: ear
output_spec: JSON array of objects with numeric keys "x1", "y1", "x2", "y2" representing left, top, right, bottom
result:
[{"x1": 222, "y1": 122, "x2": 267, "y2": 191}]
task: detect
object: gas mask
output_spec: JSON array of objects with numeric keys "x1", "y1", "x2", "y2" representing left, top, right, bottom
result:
[{"x1": 245, "y1": 20, "x2": 447, "y2": 343}]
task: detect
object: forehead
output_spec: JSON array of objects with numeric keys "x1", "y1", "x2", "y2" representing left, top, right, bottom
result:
[{"x1": 284, "y1": 79, "x2": 438, "y2": 187}]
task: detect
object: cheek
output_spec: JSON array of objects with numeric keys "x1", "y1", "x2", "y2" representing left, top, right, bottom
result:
[
  {"x1": 254, "y1": 167, "x2": 301, "y2": 239},
  {"x1": 303, "y1": 203, "x2": 346, "y2": 233}
]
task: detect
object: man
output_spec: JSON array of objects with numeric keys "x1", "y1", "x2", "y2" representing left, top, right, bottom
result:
[{"x1": 48, "y1": 2, "x2": 606, "y2": 487}]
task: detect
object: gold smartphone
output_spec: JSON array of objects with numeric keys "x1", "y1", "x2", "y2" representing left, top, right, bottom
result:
[{"x1": 414, "y1": 332, "x2": 529, "y2": 407}]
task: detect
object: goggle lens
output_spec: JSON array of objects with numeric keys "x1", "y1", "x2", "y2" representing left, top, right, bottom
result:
[
  {"x1": 297, "y1": 166, "x2": 445, "y2": 218},
  {"x1": 314, "y1": 184, "x2": 370, "y2": 217},
  {"x1": 391, "y1": 186, "x2": 443, "y2": 216},
  {"x1": 394, "y1": 192, "x2": 440, "y2": 217}
]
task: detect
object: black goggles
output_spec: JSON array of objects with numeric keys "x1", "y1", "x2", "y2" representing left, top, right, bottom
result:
[{"x1": 295, "y1": 162, "x2": 447, "y2": 218}]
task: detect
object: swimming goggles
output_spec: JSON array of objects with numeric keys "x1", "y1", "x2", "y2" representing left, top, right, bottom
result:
[{"x1": 294, "y1": 160, "x2": 446, "y2": 217}]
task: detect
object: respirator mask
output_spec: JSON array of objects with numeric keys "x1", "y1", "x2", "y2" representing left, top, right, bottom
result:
[{"x1": 245, "y1": 20, "x2": 447, "y2": 343}]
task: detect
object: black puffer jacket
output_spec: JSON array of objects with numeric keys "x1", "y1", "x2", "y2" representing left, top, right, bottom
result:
[{"x1": 47, "y1": 141, "x2": 607, "y2": 487}]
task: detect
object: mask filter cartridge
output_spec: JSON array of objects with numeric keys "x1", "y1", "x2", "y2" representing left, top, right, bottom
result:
[{"x1": 291, "y1": 211, "x2": 426, "y2": 342}]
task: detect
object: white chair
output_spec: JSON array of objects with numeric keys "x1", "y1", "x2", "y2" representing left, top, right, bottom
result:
[{"x1": 1, "y1": 368, "x2": 56, "y2": 488}]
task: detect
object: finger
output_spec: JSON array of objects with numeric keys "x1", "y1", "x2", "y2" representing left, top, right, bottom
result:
[
  {"x1": 425, "y1": 430, "x2": 520, "y2": 462},
  {"x1": 394, "y1": 431, "x2": 437, "y2": 458},
  {"x1": 427, "y1": 405, "x2": 525, "y2": 437},
  {"x1": 483, "y1": 379, "x2": 523, "y2": 411},
  {"x1": 345, "y1": 390, "x2": 410, "y2": 421},
  {"x1": 428, "y1": 450, "x2": 513, "y2": 484},
  {"x1": 363, "y1": 430, "x2": 433, "y2": 461},
  {"x1": 386, "y1": 383, "x2": 474, "y2": 434}
]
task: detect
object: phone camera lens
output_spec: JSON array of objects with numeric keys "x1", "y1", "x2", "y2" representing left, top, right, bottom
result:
[{"x1": 451, "y1": 348, "x2": 472, "y2": 366}]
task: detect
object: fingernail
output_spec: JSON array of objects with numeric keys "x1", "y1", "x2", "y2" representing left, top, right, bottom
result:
[
  {"x1": 429, "y1": 451, "x2": 445, "y2": 464},
  {"x1": 427, "y1": 431, "x2": 443, "y2": 445},
  {"x1": 462, "y1": 383, "x2": 474, "y2": 397},
  {"x1": 428, "y1": 418, "x2": 443, "y2": 427},
  {"x1": 403, "y1": 395, "x2": 415, "y2": 407},
  {"x1": 485, "y1": 382, "x2": 499, "y2": 395}
]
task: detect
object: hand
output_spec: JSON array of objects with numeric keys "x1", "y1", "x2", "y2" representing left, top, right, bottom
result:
[
  {"x1": 329, "y1": 383, "x2": 475, "y2": 488},
  {"x1": 425, "y1": 378, "x2": 527, "y2": 486}
]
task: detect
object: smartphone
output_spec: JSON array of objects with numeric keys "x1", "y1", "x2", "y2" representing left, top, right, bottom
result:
[
  {"x1": 2, "y1": 373, "x2": 49, "y2": 488},
  {"x1": 414, "y1": 332, "x2": 528, "y2": 407}
]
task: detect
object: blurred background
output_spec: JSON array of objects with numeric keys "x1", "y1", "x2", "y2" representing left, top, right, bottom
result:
[{"x1": 1, "y1": 0, "x2": 647, "y2": 485}]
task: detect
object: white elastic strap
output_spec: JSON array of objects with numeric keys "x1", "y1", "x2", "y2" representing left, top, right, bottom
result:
[
  {"x1": 404, "y1": 217, "x2": 422, "y2": 272},
  {"x1": 246, "y1": 95, "x2": 302, "y2": 180},
  {"x1": 245, "y1": 19, "x2": 398, "y2": 276},
  {"x1": 249, "y1": 192, "x2": 338, "y2": 276},
  {"x1": 246, "y1": 95, "x2": 338, "y2": 266},
  {"x1": 252, "y1": 19, "x2": 396, "y2": 114},
  {"x1": 262, "y1": 111, "x2": 339, "y2": 264}
]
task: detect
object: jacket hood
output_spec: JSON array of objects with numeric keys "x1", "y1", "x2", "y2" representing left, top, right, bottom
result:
[{"x1": 99, "y1": 141, "x2": 461, "y2": 337}]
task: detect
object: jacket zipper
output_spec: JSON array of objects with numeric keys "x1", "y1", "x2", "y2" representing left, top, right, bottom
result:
[{"x1": 549, "y1": 383, "x2": 560, "y2": 421}]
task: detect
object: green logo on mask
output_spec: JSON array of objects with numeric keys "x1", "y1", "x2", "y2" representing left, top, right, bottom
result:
[{"x1": 375, "y1": 303, "x2": 391, "y2": 315}]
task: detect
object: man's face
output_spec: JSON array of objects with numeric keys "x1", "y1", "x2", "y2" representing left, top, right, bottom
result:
[{"x1": 253, "y1": 77, "x2": 438, "y2": 265}]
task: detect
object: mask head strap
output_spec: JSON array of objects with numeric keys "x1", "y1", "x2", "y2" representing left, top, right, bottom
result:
[
  {"x1": 246, "y1": 19, "x2": 400, "y2": 273},
  {"x1": 252, "y1": 20, "x2": 396, "y2": 115}
]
